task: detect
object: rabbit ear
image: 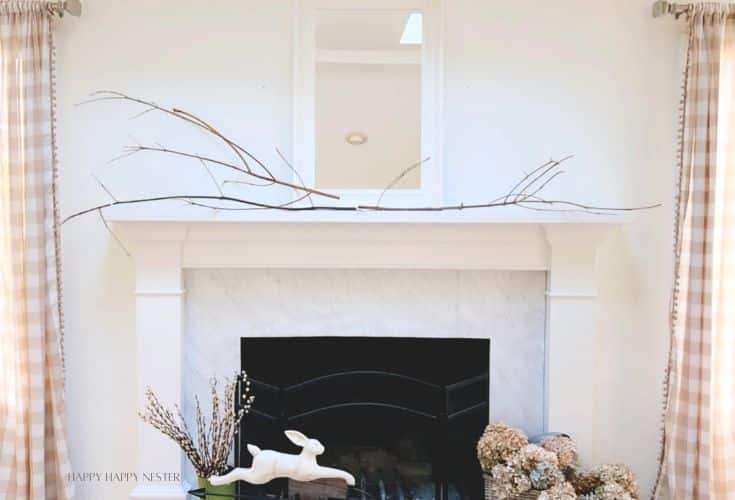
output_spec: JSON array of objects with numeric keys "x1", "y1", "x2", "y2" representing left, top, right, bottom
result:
[{"x1": 285, "y1": 430, "x2": 309, "y2": 447}]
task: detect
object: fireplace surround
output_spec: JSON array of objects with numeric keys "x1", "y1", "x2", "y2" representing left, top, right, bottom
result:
[
  {"x1": 108, "y1": 207, "x2": 624, "y2": 500},
  {"x1": 238, "y1": 337, "x2": 490, "y2": 499}
]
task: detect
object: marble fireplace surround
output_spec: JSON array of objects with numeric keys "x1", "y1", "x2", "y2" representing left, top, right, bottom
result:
[{"x1": 108, "y1": 208, "x2": 623, "y2": 500}]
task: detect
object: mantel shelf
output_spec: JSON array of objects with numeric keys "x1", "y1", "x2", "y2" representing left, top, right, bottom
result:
[
  {"x1": 102, "y1": 202, "x2": 631, "y2": 226},
  {"x1": 105, "y1": 203, "x2": 626, "y2": 272}
]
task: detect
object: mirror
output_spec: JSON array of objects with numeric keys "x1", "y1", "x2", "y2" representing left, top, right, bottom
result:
[{"x1": 314, "y1": 10, "x2": 423, "y2": 190}]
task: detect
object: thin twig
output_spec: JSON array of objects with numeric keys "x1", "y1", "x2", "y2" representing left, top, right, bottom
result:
[
  {"x1": 81, "y1": 91, "x2": 255, "y2": 174},
  {"x1": 98, "y1": 209, "x2": 130, "y2": 257},
  {"x1": 223, "y1": 179, "x2": 277, "y2": 188},
  {"x1": 276, "y1": 147, "x2": 314, "y2": 208},
  {"x1": 357, "y1": 200, "x2": 661, "y2": 212},
  {"x1": 513, "y1": 157, "x2": 568, "y2": 203},
  {"x1": 128, "y1": 107, "x2": 157, "y2": 120},
  {"x1": 376, "y1": 157, "x2": 430, "y2": 207},
  {"x1": 182, "y1": 192, "x2": 312, "y2": 211},
  {"x1": 504, "y1": 159, "x2": 556, "y2": 203},
  {"x1": 172, "y1": 107, "x2": 255, "y2": 174},
  {"x1": 92, "y1": 174, "x2": 117, "y2": 202},
  {"x1": 81, "y1": 91, "x2": 337, "y2": 199},
  {"x1": 521, "y1": 170, "x2": 565, "y2": 201},
  {"x1": 124, "y1": 145, "x2": 338, "y2": 200},
  {"x1": 198, "y1": 156, "x2": 224, "y2": 197}
]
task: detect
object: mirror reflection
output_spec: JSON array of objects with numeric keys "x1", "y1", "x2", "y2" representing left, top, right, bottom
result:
[{"x1": 315, "y1": 11, "x2": 423, "y2": 190}]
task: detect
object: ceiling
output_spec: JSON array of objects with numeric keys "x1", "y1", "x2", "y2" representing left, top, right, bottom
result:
[{"x1": 316, "y1": 11, "x2": 421, "y2": 51}]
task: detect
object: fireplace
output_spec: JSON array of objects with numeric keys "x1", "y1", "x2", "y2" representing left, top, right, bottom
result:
[
  {"x1": 238, "y1": 337, "x2": 490, "y2": 499},
  {"x1": 113, "y1": 214, "x2": 615, "y2": 500}
]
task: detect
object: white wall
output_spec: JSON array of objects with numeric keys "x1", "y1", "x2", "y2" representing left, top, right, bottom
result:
[{"x1": 56, "y1": 1, "x2": 682, "y2": 498}]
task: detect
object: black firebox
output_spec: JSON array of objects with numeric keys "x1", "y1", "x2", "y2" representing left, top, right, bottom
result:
[{"x1": 238, "y1": 337, "x2": 489, "y2": 500}]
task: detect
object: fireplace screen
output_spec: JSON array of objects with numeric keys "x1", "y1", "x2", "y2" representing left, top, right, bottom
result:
[{"x1": 238, "y1": 337, "x2": 489, "y2": 499}]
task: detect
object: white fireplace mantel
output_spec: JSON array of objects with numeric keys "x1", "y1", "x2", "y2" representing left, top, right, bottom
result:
[{"x1": 108, "y1": 206, "x2": 626, "y2": 500}]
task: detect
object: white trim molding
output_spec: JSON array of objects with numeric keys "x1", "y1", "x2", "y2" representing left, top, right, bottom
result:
[
  {"x1": 109, "y1": 208, "x2": 624, "y2": 498},
  {"x1": 316, "y1": 49, "x2": 421, "y2": 65},
  {"x1": 542, "y1": 223, "x2": 611, "y2": 465}
]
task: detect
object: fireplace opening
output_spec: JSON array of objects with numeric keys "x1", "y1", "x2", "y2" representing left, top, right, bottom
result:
[{"x1": 238, "y1": 337, "x2": 490, "y2": 499}]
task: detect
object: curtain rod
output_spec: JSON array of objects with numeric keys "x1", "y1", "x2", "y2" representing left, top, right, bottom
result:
[
  {"x1": 56, "y1": 0, "x2": 81, "y2": 18},
  {"x1": 652, "y1": 1, "x2": 692, "y2": 18}
]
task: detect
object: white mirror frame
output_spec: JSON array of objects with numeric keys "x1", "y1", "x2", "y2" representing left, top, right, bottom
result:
[{"x1": 293, "y1": 0, "x2": 444, "y2": 207}]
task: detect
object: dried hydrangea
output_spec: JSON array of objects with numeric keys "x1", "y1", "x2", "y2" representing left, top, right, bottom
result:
[
  {"x1": 541, "y1": 435, "x2": 578, "y2": 470},
  {"x1": 529, "y1": 462, "x2": 565, "y2": 490},
  {"x1": 490, "y1": 464, "x2": 532, "y2": 500},
  {"x1": 568, "y1": 470, "x2": 602, "y2": 495},
  {"x1": 477, "y1": 422, "x2": 528, "y2": 472},
  {"x1": 537, "y1": 481, "x2": 576, "y2": 500},
  {"x1": 593, "y1": 482, "x2": 634, "y2": 500},
  {"x1": 513, "y1": 444, "x2": 559, "y2": 473},
  {"x1": 592, "y1": 464, "x2": 640, "y2": 499}
]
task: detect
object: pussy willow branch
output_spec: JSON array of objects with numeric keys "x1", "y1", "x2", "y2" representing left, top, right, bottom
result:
[
  {"x1": 63, "y1": 92, "x2": 661, "y2": 224},
  {"x1": 139, "y1": 373, "x2": 254, "y2": 478}
]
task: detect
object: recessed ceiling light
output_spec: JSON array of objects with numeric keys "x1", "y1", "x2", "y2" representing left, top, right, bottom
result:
[
  {"x1": 345, "y1": 133, "x2": 367, "y2": 145},
  {"x1": 400, "y1": 13, "x2": 422, "y2": 45}
]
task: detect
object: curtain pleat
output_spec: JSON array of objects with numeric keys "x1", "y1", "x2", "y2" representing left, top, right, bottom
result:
[{"x1": 0, "y1": 3, "x2": 72, "y2": 499}]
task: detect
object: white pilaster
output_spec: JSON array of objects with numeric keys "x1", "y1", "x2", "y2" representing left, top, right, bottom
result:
[
  {"x1": 543, "y1": 224, "x2": 610, "y2": 467},
  {"x1": 128, "y1": 239, "x2": 187, "y2": 500}
]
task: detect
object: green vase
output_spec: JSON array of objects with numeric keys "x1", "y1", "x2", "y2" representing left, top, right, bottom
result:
[{"x1": 197, "y1": 476, "x2": 236, "y2": 499}]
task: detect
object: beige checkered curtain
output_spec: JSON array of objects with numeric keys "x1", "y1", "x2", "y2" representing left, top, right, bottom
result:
[
  {"x1": 656, "y1": 4, "x2": 735, "y2": 500},
  {"x1": 0, "y1": 3, "x2": 72, "y2": 500}
]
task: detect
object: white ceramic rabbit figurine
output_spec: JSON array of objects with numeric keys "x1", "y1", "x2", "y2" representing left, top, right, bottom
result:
[{"x1": 209, "y1": 430, "x2": 356, "y2": 487}]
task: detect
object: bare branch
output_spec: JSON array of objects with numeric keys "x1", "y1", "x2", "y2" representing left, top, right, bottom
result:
[
  {"x1": 68, "y1": 92, "x2": 661, "y2": 224},
  {"x1": 98, "y1": 209, "x2": 130, "y2": 257},
  {"x1": 504, "y1": 159, "x2": 555, "y2": 203},
  {"x1": 182, "y1": 192, "x2": 311, "y2": 211},
  {"x1": 172, "y1": 107, "x2": 255, "y2": 174},
  {"x1": 82, "y1": 91, "x2": 337, "y2": 199},
  {"x1": 128, "y1": 107, "x2": 157, "y2": 120},
  {"x1": 198, "y1": 156, "x2": 224, "y2": 197},
  {"x1": 504, "y1": 155, "x2": 574, "y2": 203},
  {"x1": 92, "y1": 174, "x2": 117, "y2": 202},
  {"x1": 512, "y1": 156, "x2": 569, "y2": 203},
  {"x1": 223, "y1": 178, "x2": 276, "y2": 188},
  {"x1": 521, "y1": 170, "x2": 565, "y2": 201},
  {"x1": 62, "y1": 192, "x2": 661, "y2": 224},
  {"x1": 276, "y1": 147, "x2": 313, "y2": 208},
  {"x1": 376, "y1": 157, "x2": 430, "y2": 207},
  {"x1": 122, "y1": 144, "x2": 339, "y2": 200}
]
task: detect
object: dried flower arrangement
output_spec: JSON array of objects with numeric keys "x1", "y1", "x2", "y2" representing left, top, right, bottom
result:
[
  {"x1": 574, "y1": 464, "x2": 640, "y2": 500},
  {"x1": 477, "y1": 423, "x2": 640, "y2": 500},
  {"x1": 139, "y1": 372, "x2": 254, "y2": 478}
]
